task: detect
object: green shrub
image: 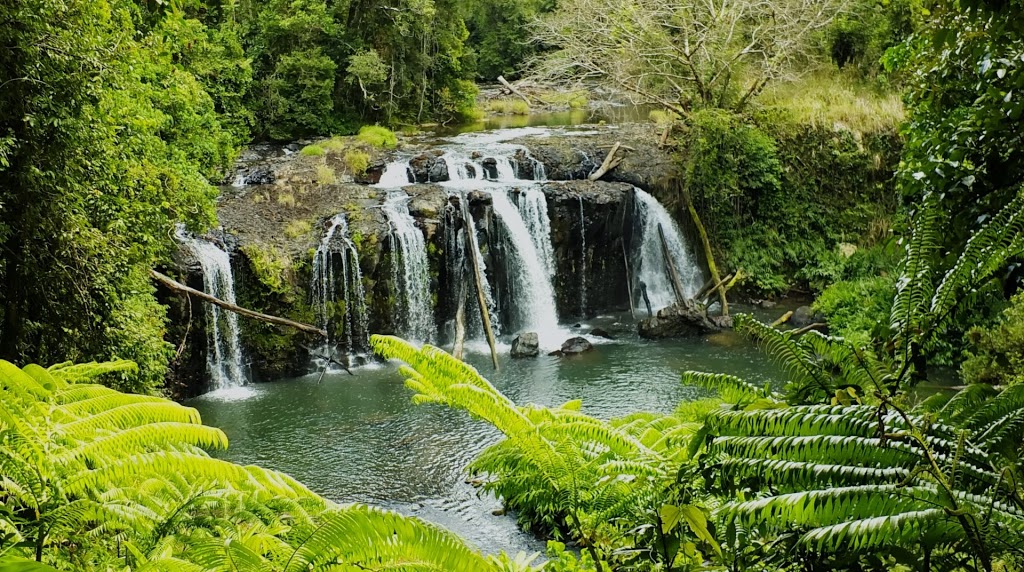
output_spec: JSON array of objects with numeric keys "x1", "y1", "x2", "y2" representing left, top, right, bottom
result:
[
  {"x1": 962, "y1": 292, "x2": 1024, "y2": 386},
  {"x1": 357, "y1": 125, "x2": 397, "y2": 148},
  {"x1": 241, "y1": 243, "x2": 291, "y2": 294},
  {"x1": 486, "y1": 98, "x2": 530, "y2": 115},
  {"x1": 300, "y1": 144, "x2": 325, "y2": 156},
  {"x1": 344, "y1": 149, "x2": 370, "y2": 174},
  {"x1": 813, "y1": 275, "x2": 895, "y2": 347},
  {"x1": 277, "y1": 192, "x2": 296, "y2": 207}
]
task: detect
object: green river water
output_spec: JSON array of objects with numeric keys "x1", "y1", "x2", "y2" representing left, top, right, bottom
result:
[{"x1": 189, "y1": 309, "x2": 785, "y2": 555}]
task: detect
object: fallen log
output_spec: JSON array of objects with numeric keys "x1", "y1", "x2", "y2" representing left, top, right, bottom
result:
[
  {"x1": 151, "y1": 270, "x2": 326, "y2": 337},
  {"x1": 589, "y1": 142, "x2": 623, "y2": 181},
  {"x1": 699, "y1": 273, "x2": 735, "y2": 306},
  {"x1": 791, "y1": 322, "x2": 828, "y2": 336},
  {"x1": 771, "y1": 311, "x2": 794, "y2": 328},
  {"x1": 452, "y1": 272, "x2": 468, "y2": 360},
  {"x1": 658, "y1": 223, "x2": 686, "y2": 305},
  {"x1": 497, "y1": 75, "x2": 535, "y2": 106},
  {"x1": 463, "y1": 219, "x2": 500, "y2": 370}
]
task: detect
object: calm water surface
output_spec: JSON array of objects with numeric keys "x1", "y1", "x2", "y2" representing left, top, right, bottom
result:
[{"x1": 189, "y1": 311, "x2": 784, "y2": 555}]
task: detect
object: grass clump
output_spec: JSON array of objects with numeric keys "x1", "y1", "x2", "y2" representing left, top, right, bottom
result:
[
  {"x1": 344, "y1": 149, "x2": 370, "y2": 174},
  {"x1": 320, "y1": 137, "x2": 346, "y2": 153},
  {"x1": 284, "y1": 219, "x2": 312, "y2": 239},
  {"x1": 649, "y1": 109, "x2": 680, "y2": 126},
  {"x1": 315, "y1": 164, "x2": 337, "y2": 185},
  {"x1": 486, "y1": 99, "x2": 531, "y2": 115},
  {"x1": 277, "y1": 192, "x2": 296, "y2": 207},
  {"x1": 357, "y1": 125, "x2": 397, "y2": 148},
  {"x1": 761, "y1": 71, "x2": 905, "y2": 133},
  {"x1": 241, "y1": 243, "x2": 292, "y2": 293},
  {"x1": 300, "y1": 144, "x2": 325, "y2": 156}
]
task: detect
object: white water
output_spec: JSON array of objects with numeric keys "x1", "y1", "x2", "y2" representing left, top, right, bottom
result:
[
  {"x1": 383, "y1": 192, "x2": 434, "y2": 343},
  {"x1": 489, "y1": 190, "x2": 563, "y2": 346},
  {"x1": 377, "y1": 161, "x2": 413, "y2": 187},
  {"x1": 515, "y1": 188, "x2": 556, "y2": 281},
  {"x1": 176, "y1": 230, "x2": 246, "y2": 390},
  {"x1": 461, "y1": 199, "x2": 501, "y2": 338},
  {"x1": 311, "y1": 215, "x2": 369, "y2": 359},
  {"x1": 632, "y1": 188, "x2": 703, "y2": 312}
]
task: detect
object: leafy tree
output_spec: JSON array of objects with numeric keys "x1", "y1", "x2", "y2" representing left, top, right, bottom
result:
[{"x1": 0, "y1": 0, "x2": 230, "y2": 393}]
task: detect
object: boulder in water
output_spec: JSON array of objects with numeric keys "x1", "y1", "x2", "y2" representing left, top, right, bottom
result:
[
  {"x1": 243, "y1": 168, "x2": 275, "y2": 186},
  {"x1": 511, "y1": 332, "x2": 540, "y2": 358},
  {"x1": 589, "y1": 327, "x2": 615, "y2": 340},
  {"x1": 409, "y1": 151, "x2": 448, "y2": 183},
  {"x1": 560, "y1": 336, "x2": 594, "y2": 355},
  {"x1": 638, "y1": 299, "x2": 720, "y2": 339},
  {"x1": 790, "y1": 305, "x2": 817, "y2": 328}
]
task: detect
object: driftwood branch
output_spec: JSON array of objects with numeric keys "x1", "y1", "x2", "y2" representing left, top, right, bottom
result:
[
  {"x1": 589, "y1": 142, "x2": 623, "y2": 181},
  {"x1": 771, "y1": 311, "x2": 794, "y2": 328},
  {"x1": 791, "y1": 322, "x2": 827, "y2": 336},
  {"x1": 151, "y1": 270, "x2": 327, "y2": 337},
  {"x1": 463, "y1": 217, "x2": 500, "y2": 370},
  {"x1": 497, "y1": 75, "x2": 535, "y2": 106}
]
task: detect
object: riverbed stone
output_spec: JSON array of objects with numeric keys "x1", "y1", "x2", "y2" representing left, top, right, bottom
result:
[
  {"x1": 560, "y1": 336, "x2": 594, "y2": 355},
  {"x1": 790, "y1": 305, "x2": 817, "y2": 328},
  {"x1": 590, "y1": 327, "x2": 615, "y2": 340},
  {"x1": 638, "y1": 299, "x2": 720, "y2": 338},
  {"x1": 511, "y1": 332, "x2": 540, "y2": 358}
]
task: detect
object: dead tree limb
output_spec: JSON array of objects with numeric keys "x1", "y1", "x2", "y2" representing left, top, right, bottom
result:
[
  {"x1": 771, "y1": 311, "x2": 794, "y2": 328},
  {"x1": 700, "y1": 273, "x2": 735, "y2": 306},
  {"x1": 791, "y1": 322, "x2": 827, "y2": 336},
  {"x1": 657, "y1": 223, "x2": 686, "y2": 305},
  {"x1": 151, "y1": 270, "x2": 326, "y2": 337},
  {"x1": 452, "y1": 272, "x2": 468, "y2": 360},
  {"x1": 497, "y1": 75, "x2": 535, "y2": 106},
  {"x1": 620, "y1": 204, "x2": 636, "y2": 319},
  {"x1": 589, "y1": 142, "x2": 623, "y2": 181},
  {"x1": 682, "y1": 187, "x2": 728, "y2": 314},
  {"x1": 659, "y1": 125, "x2": 671, "y2": 148},
  {"x1": 463, "y1": 221, "x2": 500, "y2": 370}
]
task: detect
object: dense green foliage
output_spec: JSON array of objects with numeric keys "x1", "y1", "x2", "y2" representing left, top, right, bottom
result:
[{"x1": 0, "y1": 358, "x2": 522, "y2": 570}]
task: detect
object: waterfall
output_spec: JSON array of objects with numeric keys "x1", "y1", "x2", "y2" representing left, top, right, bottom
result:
[
  {"x1": 311, "y1": 215, "x2": 369, "y2": 358},
  {"x1": 489, "y1": 190, "x2": 561, "y2": 344},
  {"x1": 461, "y1": 199, "x2": 501, "y2": 338},
  {"x1": 378, "y1": 161, "x2": 413, "y2": 187},
  {"x1": 578, "y1": 195, "x2": 588, "y2": 317},
  {"x1": 176, "y1": 231, "x2": 246, "y2": 389},
  {"x1": 514, "y1": 188, "x2": 556, "y2": 280},
  {"x1": 383, "y1": 192, "x2": 434, "y2": 343},
  {"x1": 632, "y1": 188, "x2": 703, "y2": 312}
]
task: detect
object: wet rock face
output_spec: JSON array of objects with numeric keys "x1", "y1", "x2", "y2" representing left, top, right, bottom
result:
[
  {"x1": 511, "y1": 332, "x2": 540, "y2": 358},
  {"x1": 638, "y1": 299, "x2": 721, "y2": 338},
  {"x1": 542, "y1": 180, "x2": 634, "y2": 320},
  {"x1": 410, "y1": 151, "x2": 449, "y2": 183},
  {"x1": 790, "y1": 305, "x2": 818, "y2": 328},
  {"x1": 243, "y1": 168, "x2": 275, "y2": 186}
]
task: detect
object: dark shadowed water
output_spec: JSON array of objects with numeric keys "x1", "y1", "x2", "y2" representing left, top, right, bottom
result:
[{"x1": 189, "y1": 310, "x2": 784, "y2": 555}]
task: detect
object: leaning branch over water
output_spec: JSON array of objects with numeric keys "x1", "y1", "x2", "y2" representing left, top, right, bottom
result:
[{"x1": 150, "y1": 269, "x2": 327, "y2": 337}]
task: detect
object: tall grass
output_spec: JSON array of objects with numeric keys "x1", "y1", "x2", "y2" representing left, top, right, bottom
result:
[{"x1": 761, "y1": 72, "x2": 905, "y2": 133}]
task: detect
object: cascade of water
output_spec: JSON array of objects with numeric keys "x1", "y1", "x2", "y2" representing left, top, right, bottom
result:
[
  {"x1": 578, "y1": 195, "x2": 588, "y2": 317},
  {"x1": 632, "y1": 188, "x2": 703, "y2": 312},
  {"x1": 383, "y1": 192, "x2": 434, "y2": 343},
  {"x1": 377, "y1": 161, "x2": 413, "y2": 187},
  {"x1": 514, "y1": 188, "x2": 556, "y2": 280},
  {"x1": 232, "y1": 173, "x2": 247, "y2": 188},
  {"x1": 176, "y1": 231, "x2": 246, "y2": 389},
  {"x1": 460, "y1": 198, "x2": 501, "y2": 338},
  {"x1": 489, "y1": 190, "x2": 561, "y2": 344},
  {"x1": 311, "y1": 215, "x2": 369, "y2": 358}
]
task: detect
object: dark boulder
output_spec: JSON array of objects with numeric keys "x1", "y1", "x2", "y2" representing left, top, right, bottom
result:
[
  {"x1": 560, "y1": 336, "x2": 594, "y2": 355},
  {"x1": 790, "y1": 305, "x2": 817, "y2": 328},
  {"x1": 243, "y1": 168, "x2": 275, "y2": 186},
  {"x1": 410, "y1": 151, "x2": 449, "y2": 183},
  {"x1": 589, "y1": 327, "x2": 615, "y2": 340},
  {"x1": 481, "y1": 158, "x2": 498, "y2": 180},
  {"x1": 356, "y1": 159, "x2": 387, "y2": 185},
  {"x1": 511, "y1": 332, "x2": 540, "y2": 358},
  {"x1": 639, "y1": 299, "x2": 721, "y2": 339}
]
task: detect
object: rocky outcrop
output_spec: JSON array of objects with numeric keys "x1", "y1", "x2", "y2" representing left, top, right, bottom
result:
[
  {"x1": 511, "y1": 333, "x2": 540, "y2": 358},
  {"x1": 639, "y1": 299, "x2": 722, "y2": 338},
  {"x1": 410, "y1": 151, "x2": 449, "y2": 183}
]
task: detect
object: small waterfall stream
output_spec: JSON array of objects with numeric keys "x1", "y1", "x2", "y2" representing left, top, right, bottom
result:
[
  {"x1": 382, "y1": 192, "x2": 435, "y2": 343},
  {"x1": 632, "y1": 188, "x2": 703, "y2": 311},
  {"x1": 176, "y1": 231, "x2": 246, "y2": 389},
  {"x1": 311, "y1": 215, "x2": 370, "y2": 358}
]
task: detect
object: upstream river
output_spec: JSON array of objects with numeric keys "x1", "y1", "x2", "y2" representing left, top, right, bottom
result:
[{"x1": 189, "y1": 309, "x2": 785, "y2": 555}]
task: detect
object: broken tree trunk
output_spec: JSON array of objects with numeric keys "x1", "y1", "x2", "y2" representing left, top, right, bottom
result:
[
  {"x1": 464, "y1": 221, "x2": 500, "y2": 370},
  {"x1": 497, "y1": 75, "x2": 534, "y2": 106},
  {"x1": 589, "y1": 142, "x2": 623, "y2": 181},
  {"x1": 657, "y1": 223, "x2": 686, "y2": 305},
  {"x1": 699, "y1": 273, "x2": 735, "y2": 307},
  {"x1": 151, "y1": 270, "x2": 326, "y2": 337},
  {"x1": 683, "y1": 187, "x2": 728, "y2": 315},
  {"x1": 771, "y1": 311, "x2": 794, "y2": 328},
  {"x1": 452, "y1": 270, "x2": 468, "y2": 360}
]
